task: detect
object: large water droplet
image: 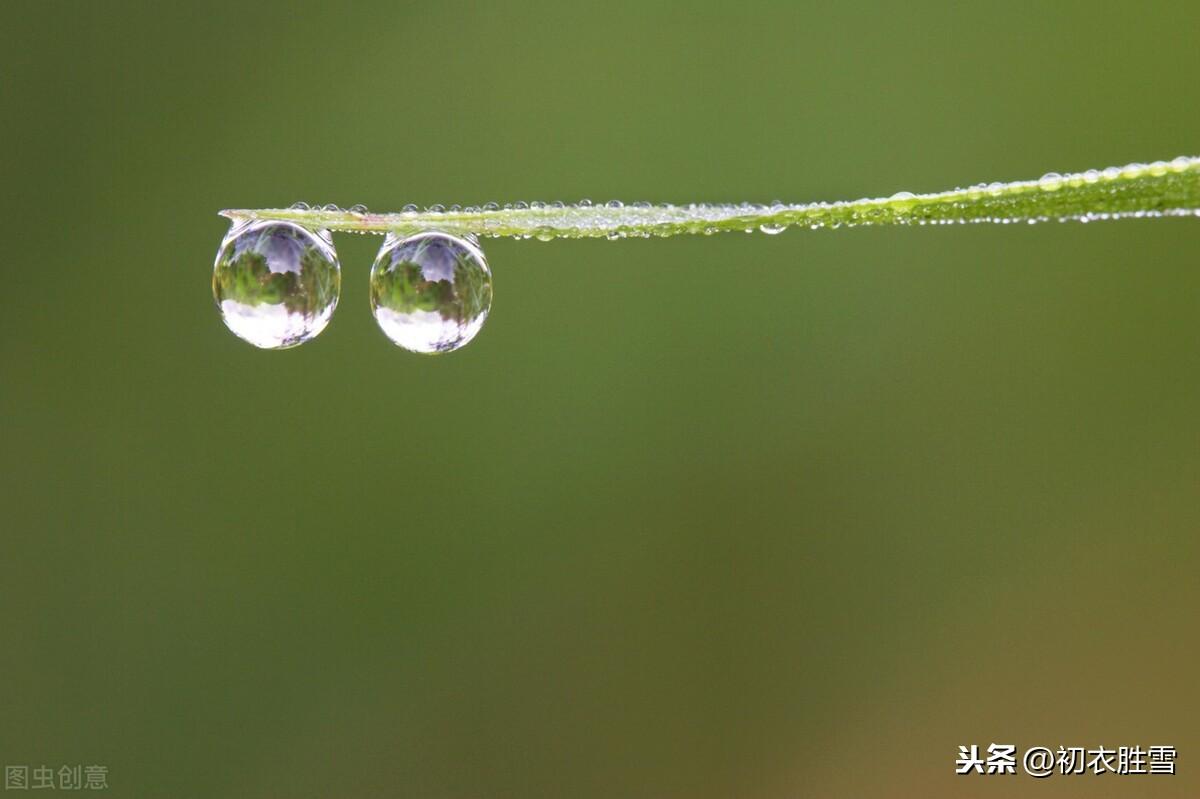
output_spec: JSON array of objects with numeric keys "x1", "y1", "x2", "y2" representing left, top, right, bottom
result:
[
  {"x1": 369, "y1": 231, "x2": 493, "y2": 354},
  {"x1": 212, "y1": 220, "x2": 340, "y2": 349}
]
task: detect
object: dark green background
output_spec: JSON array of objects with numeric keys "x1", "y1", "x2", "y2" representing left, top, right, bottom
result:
[{"x1": 2, "y1": 2, "x2": 1197, "y2": 797}]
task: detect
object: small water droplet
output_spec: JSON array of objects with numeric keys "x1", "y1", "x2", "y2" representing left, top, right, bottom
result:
[
  {"x1": 759, "y1": 222, "x2": 786, "y2": 235},
  {"x1": 1038, "y1": 172, "x2": 1063, "y2": 191},
  {"x1": 428, "y1": 204, "x2": 445, "y2": 213},
  {"x1": 321, "y1": 203, "x2": 339, "y2": 211},
  {"x1": 348, "y1": 204, "x2": 368, "y2": 213},
  {"x1": 290, "y1": 201, "x2": 310, "y2": 210},
  {"x1": 212, "y1": 221, "x2": 340, "y2": 349},
  {"x1": 483, "y1": 202, "x2": 499, "y2": 211},
  {"x1": 402, "y1": 203, "x2": 418, "y2": 213},
  {"x1": 369, "y1": 232, "x2": 492, "y2": 354}
]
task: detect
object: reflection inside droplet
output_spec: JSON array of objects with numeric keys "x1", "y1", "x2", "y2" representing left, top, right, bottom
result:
[
  {"x1": 369, "y1": 231, "x2": 493, "y2": 354},
  {"x1": 212, "y1": 220, "x2": 340, "y2": 349}
]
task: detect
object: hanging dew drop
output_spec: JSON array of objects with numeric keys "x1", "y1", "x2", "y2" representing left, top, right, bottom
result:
[
  {"x1": 212, "y1": 220, "x2": 341, "y2": 349},
  {"x1": 759, "y1": 222, "x2": 787, "y2": 235},
  {"x1": 369, "y1": 231, "x2": 493, "y2": 354}
]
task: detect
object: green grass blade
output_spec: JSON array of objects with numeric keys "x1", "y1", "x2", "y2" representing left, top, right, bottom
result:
[{"x1": 221, "y1": 156, "x2": 1200, "y2": 240}]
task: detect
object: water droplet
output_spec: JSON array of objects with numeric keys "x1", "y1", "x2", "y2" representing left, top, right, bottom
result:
[
  {"x1": 759, "y1": 222, "x2": 786, "y2": 234},
  {"x1": 1038, "y1": 172, "x2": 1063, "y2": 191},
  {"x1": 483, "y1": 202, "x2": 499, "y2": 211},
  {"x1": 402, "y1": 203, "x2": 419, "y2": 213},
  {"x1": 428, "y1": 204, "x2": 445, "y2": 213},
  {"x1": 321, "y1": 203, "x2": 339, "y2": 211},
  {"x1": 290, "y1": 201, "x2": 310, "y2": 210},
  {"x1": 212, "y1": 221, "x2": 340, "y2": 349},
  {"x1": 369, "y1": 232, "x2": 492, "y2": 354},
  {"x1": 349, "y1": 204, "x2": 368, "y2": 213}
]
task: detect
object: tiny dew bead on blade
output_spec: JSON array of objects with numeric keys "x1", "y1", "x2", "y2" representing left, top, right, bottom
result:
[
  {"x1": 369, "y1": 231, "x2": 493, "y2": 354},
  {"x1": 212, "y1": 220, "x2": 341, "y2": 349}
]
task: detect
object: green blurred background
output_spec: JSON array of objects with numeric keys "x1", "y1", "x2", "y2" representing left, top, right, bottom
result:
[{"x1": 2, "y1": 2, "x2": 1197, "y2": 796}]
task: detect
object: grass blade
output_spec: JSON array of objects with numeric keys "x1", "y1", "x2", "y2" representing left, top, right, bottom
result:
[{"x1": 221, "y1": 157, "x2": 1200, "y2": 240}]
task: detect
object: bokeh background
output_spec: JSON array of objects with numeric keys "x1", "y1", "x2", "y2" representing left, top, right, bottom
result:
[{"x1": 2, "y1": 2, "x2": 1197, "y2": 797}]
